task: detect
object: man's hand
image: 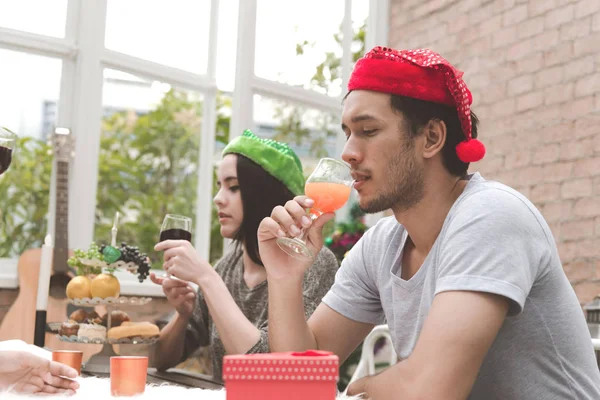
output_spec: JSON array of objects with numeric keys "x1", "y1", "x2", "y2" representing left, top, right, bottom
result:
[
  {"x1": 258, "y1": 196, "x2": 334, "y2": 280},
  {"x1": 346, "y1": 375, "x2": 372, "y2": 398},
  {"x1": 0, "y1": 351, "x2": 79, "y2": 395}
]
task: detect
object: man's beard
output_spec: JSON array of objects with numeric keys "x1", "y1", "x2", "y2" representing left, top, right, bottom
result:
[{"x1": 359, "y1": 142, "x2": 424, "y2": 214}]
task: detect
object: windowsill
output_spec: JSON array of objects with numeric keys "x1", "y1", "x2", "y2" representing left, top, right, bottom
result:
[{"x1": 0, "y1": 258, "x2": 165, "y2": 297}]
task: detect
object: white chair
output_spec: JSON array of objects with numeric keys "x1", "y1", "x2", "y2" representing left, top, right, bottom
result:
[{"x1": 348, "y1": 324, "x2": 398, "y2": 384}]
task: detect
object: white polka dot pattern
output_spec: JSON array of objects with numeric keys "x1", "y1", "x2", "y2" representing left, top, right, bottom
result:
[{"x1": 222, "y1": 353, "x2": 339, "y2": 382}]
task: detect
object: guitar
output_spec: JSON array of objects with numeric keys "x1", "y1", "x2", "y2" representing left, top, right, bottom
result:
[{"x1": 0, "y1": 128, "x2": 101, "y2": 358}]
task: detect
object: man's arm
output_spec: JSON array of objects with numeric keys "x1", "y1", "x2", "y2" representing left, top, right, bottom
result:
[
  {"x1": 268, "y1": 276, "x2": 374, "y2": 362},
  {"x1": 348, "y1": 290, "x2": 509, "y2": 400}
]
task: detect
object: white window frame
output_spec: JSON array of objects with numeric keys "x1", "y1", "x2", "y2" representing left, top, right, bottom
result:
[{"x1": 0, "y1": 0, "x2": 389, "y2": 288}]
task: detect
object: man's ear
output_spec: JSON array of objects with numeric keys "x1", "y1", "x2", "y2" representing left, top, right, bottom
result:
[{"x1": 422, "y1": 119, "x2": 446, "y2": 159}]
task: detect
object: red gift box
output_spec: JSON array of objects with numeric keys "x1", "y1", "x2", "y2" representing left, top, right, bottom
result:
[{"x1": 223, "y1": 350, "x2": 339, "y2": 400}]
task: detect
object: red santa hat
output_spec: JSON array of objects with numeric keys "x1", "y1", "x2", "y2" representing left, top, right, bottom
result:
[{"x1": 348, "y1": 46, "x2": 485, "y2": 163}]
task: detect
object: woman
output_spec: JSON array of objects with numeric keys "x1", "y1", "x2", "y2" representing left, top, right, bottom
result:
[{"x1": 150, "y1": 130, "x2": 339, "y2": 380}]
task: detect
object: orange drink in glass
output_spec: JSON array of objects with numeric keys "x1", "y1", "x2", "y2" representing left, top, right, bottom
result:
[{"x1": 277, "y1": 158, "x2": 353, "y2": 261}]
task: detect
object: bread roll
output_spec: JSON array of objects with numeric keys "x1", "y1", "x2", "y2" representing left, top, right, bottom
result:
[{"x1": 107, "y1": 321, "x2": 159, "y2": 340}]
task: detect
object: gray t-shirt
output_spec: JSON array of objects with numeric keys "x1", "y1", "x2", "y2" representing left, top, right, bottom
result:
[
  {"x1": 323, "y1": 173, "x2": 600, "y2": 399},
  {"x1": 181, "y1": 246, "x2": 339, "y2": 381}
]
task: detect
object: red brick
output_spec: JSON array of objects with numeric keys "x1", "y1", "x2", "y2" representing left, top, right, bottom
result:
[
  {"x1": 575, "y1": 0, "x2": 600, "y2": 18},
  {"x1": 516, "y1": 165, "x2": 545, "y2": 183},
  {"x1": 596, "y1": 176, "x2": 600, "y2": 195},
  {"x1": 477, "y1": 14, "x2": 503, "y2": 36},
  {"x1": 534, "y1": 104, "x2": 564, "y2": 127},
  {"x1": 508, "y1": 74, "x2": 534, "y2": 95},
  {"x1": 565, "y1": 56, "x2": 595, "y2": 81},
  {"x1": 505, "y1": 150, "x2": 531, "y2": 168},
  {"x1": 579, "y1": 239, "x2": 600, "y2": 259},
  {"x1": 531, "y1": 183, "x2": 561, "y2": 202},
  {"x1": 544, "y1": 122, "x2": 575, "y2": 143},
  {"x1": 561, "y1": 218, "x2": 595, "y2": 240},
  {"x1": 561, "y1": 178, "x2": 594, "y2": 198},
  {"x1": 545, "y1": 4, "x2": 575, "y2": 28},
  {"x1": 573, "y1": 156, "x2": 600, "y2": 178},
  {"x1": 532, "y1": 144, "x2": 560, "y2": 164},
  {"x1": 560, "y1": 17, "x2": 592, "y2": 41},
  {"x1": 564, "y1": 259, "x2": 595, "y2": 284},
  {"x1": 532, "y1": 30, "x2": 560, "y2": 52},
  {"x1": 516, "y1": 16, "x2": 545, "y2": 38},
  {"x1": 457, "y1": 0, "x2": 485, "y2": 13},
  {"x1": 517, "y1": 52, "x2": 543, "y2": 73},
  {"x1": 507, "y1": 38, "x2": 533, "y2": 61},
  {"x1": 503, "y1": 4, "x2": 528, "y2": 26},
  {"x1": 575, "y1": 116, "x2": 600, "y2": 139},
  {"x1": 558, "y1": 240, "x2": 579, "y2": 262},
  {"x1": 545, "y1": 83, "x2": 574, "y2": 105},
  {"x1": 517, "y1": 91, "x2": 544, "y2": 111},
  {"x1": 481, "y1": 82, "x2": 507, "y2": 104},
  {"x1": 490, "y1": 62, "x2": 519, "y2": 82},
  {"x1": 492, "y1": 26, "x2": 518, "y2": 48},
  {"x1": 542, "y1": 161, "x2": 574, "y2": 182},
  {"x1": 595, "y1": 133, "x2": 600, "y2": 153},
  {"x1": 469, "y1": 3, "x2": 494, "y2": 25},
  {"x1": 594, "y1": 12, "x2": 600, "y2": 31},
  {"x1": 478, "y1": 156, "x2": 504, "y2": 175},
  {"x1": 561, "y1": 139, "x2": 595, "y2": 161},
  {"x1": 535, "y1": 66, "x2": 564, "y2": 88},
  {"x1": 574, "y1": 32, "x2": 600, "y2": 57},
  {"x1": 574, "y1": 197, "x2": 600, "y2": 217},
  {"x1": 493, "y1": 0, "x2": 517, "y2": 13},
  {"x1": 448, "y1": 14, "x2": 470, "y2": 33},
  {"x1": 564, "y1": 96, "x2": 595, "y2": 119},
  {"x1": 427, "y1": 23, "x2": 449, "y2": 42},
  {"x1": 575, "y1": 74, "x2": 600, "y2": 98},
  {"x1": 529, "y1": 0, "x2": 558, "y2": 16},
  {"x1": 543, "y1": 42, "x2": 574, "y2": 67},
  {"x1": 548, "y1": 223, "x2": 561, "y2": 242},
  {"x1": 596, "y1": 216, "x2": 600, "y2": 235},
  {"x1": 492, "y1": 97, "x2": 516, "y2": 117},
  {"x1": 542, "y1": 200, "x2": 573, "y2": 222},
  {"x1": 573, "y1": 281, "x2": 600, "y2": 306}
]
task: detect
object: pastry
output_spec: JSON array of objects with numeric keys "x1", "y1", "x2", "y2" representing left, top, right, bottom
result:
[
  {"x1": 78, "y1": 323, "x2": 107, "y2": 340},
  {"x1": 101, "y1": 310, "x2": 131, "y2": 328},
  {"x1": 107, "y1": 321, "x2": 159, "y2": 340},
  {"x1": 68, "y1": 309, "x2": 88, "y2": 323},
  {"x1": 59, "y1": 321, "x2": 79, "y2": 337},
  {"x1": 84, "y1": 311, "x2": 102, "y2": 325}
]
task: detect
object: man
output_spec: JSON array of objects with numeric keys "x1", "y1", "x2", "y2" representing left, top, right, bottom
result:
[
  {"x1": 0, "y1": 350, "x2": 79, "y2": 395},
  {"x1": 257, "y1": 47, "x2": 600, "y2": 399}
]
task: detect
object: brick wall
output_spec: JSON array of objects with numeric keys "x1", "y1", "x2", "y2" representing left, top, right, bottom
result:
[{"x1": 388, "y1": 0, "x2": 600, "y2": 305}]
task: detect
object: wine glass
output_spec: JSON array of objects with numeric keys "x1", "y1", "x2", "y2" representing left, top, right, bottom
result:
[
  {"x1": 0, "y1": 126, "x2": 17, "y2": 176},
  {"x1": 277, "y1": 158, "x2": 353, "y2": 261},
  {"x1": 160, "y1": 214, "x2": 193, "y2": 242}
]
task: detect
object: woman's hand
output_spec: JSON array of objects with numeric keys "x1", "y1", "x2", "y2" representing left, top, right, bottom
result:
[
  {"x1": 150, "y1": 272, "x2": 196, "y2": 318},
  {"x1": 0, "y1": 351, "x2": 79, "y2": 395},
  {"x1": 154, "y1": 240, "x2": 216, "y2": 286}
]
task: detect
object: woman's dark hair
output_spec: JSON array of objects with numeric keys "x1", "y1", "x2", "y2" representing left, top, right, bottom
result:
[
  {"x1": 390, "y1": 95, "x2": 480, "y2": 177},
  {"x1": 233, "y1": 154, "x2": 296, "y2": 265}
]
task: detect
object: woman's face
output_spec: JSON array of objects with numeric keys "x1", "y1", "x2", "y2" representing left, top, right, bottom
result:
[{"x1": 213, "y1": 154, "x2": 244, "y2": 239}]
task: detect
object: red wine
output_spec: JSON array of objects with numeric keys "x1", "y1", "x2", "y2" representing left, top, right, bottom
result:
[
  {"x1": 160, "y1": 228, "x2": 192, "y2": 242},
  {"x1": 0, "y1": 146, "x2": 12, "y2": 175}
]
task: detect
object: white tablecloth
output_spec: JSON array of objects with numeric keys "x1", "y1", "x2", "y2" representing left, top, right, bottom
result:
[{"x1": 0, "y1": 341, "x2": 359, "y2": 399}]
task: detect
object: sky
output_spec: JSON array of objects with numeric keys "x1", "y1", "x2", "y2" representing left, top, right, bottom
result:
[{"x1": 0, "y1": 0, "x2": 369, "y2": 139}]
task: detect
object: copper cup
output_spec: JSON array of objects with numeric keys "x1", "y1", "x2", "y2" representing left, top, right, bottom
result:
[
  {"x1": 110, "y1": 356, "x2": 148, "y2": 397},
  {"x1": 52, "y1": 350, "x2": 83, "y2": 375}
]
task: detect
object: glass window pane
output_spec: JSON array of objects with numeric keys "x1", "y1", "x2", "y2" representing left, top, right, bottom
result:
[
  {"x1": 0, "y1": 0, "x2": 67, "y2": 37},
  {"x1": 253, "y1": 94, "x2": 340, "y2": 172},
  {"x1": 255, "y1": 0, "x2": 346, "y2": 97},
  {"x1": 0, "y1": 50, "x2": 62, "y2": 257},
  {"x1": 105, "y1": 0, "x2": 211, "y2": 74},
  {"x1": 97, "y1": 70, "x2": 231, "y2": 267},
  {"x1": 352, "y1": 0, "x2": 368, "y2": 65}
]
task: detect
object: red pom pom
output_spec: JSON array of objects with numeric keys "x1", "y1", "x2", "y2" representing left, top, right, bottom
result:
[{"x1": 456, "y1": 139, "x2": 485, "y2": 163}]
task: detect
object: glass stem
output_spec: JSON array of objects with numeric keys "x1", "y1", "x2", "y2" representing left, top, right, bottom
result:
[{"x1": 296, "y1": 212, "x2": 321, "y2": 242}]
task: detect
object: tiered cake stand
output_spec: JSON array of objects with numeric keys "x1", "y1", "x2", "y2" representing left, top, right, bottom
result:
[{"x1": 57, "y1": 296, "x2": 158, "y2": 373}]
